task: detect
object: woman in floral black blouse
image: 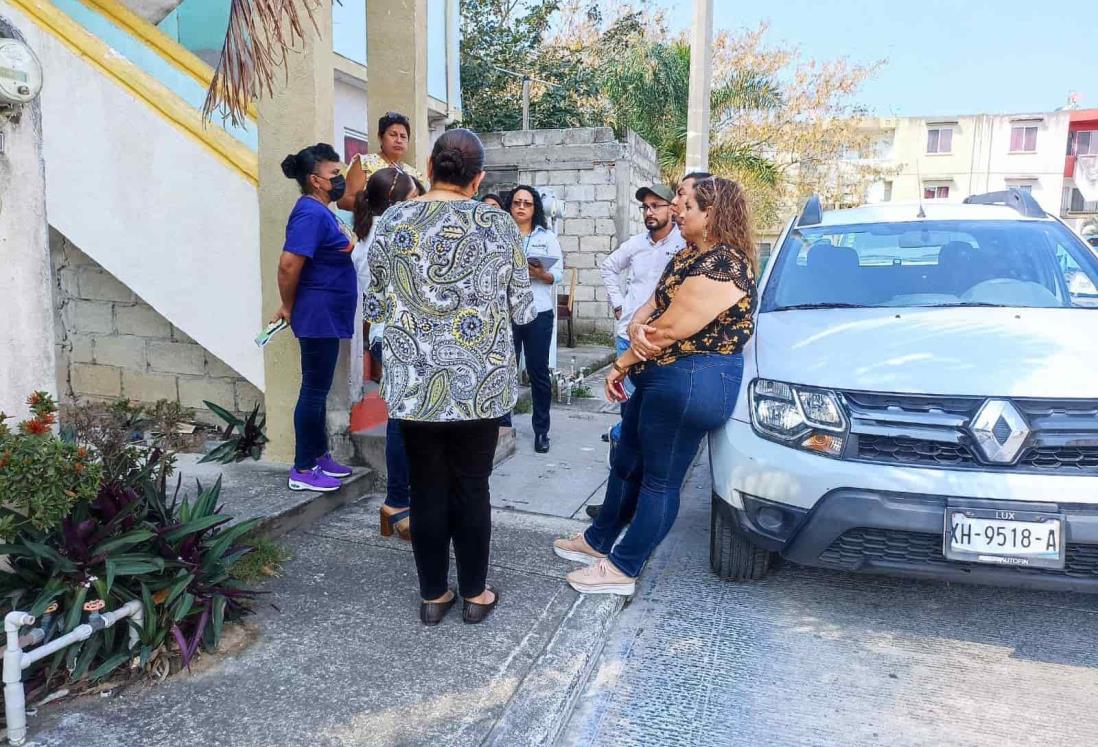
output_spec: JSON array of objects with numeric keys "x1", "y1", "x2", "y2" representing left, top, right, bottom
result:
[{"x1": 553, "y1": 177, "x2": 758, "y2": 595}]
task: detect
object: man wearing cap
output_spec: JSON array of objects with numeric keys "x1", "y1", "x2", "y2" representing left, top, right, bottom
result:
[{"x1": 587, "y1": 184, "x2": 685, "y2": 518}]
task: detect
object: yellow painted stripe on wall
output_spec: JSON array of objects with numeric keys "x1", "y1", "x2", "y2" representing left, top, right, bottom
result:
[
  {"x1": 76, "y1": 0, "x2": 258, "y2": 121},
  {"x1": 8, "y1": 0, "x2": 258, "y2": 185}
]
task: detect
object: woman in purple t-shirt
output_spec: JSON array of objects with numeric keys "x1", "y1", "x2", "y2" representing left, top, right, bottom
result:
[{"x1": 273, "y1": 143, "x2": 357, "y2": 492}]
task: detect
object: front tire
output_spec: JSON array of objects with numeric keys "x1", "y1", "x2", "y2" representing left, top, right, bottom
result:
[{"x1": 710, "y1": 494, "x2": 773, "y2": 580}]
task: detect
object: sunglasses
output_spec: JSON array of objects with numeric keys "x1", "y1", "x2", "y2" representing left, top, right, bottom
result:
[{"x1": 512, "y1": 200, "x2": 535, "y2": 208}]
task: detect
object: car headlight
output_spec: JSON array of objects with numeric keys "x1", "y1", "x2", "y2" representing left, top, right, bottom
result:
[{"x1": 749, "y1": 378, "x2": 847, "y2": 457}]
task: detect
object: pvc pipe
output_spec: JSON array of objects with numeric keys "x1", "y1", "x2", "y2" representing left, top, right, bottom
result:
[{"x1": 3, "y1": 600, "x2": 144, "y2": 745}]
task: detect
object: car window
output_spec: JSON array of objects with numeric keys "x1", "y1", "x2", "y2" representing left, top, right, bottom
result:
[{"x1": 763, "y1": 219, "x2": 1098, "y2": 311}]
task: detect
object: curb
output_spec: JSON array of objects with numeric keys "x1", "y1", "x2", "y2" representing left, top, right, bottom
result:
[
  {"x1": 243, "y1": 468, "x2": 379, "y2": 540},
  {"x1": 485, "y1": 593, "x2": 624, "y2": 746}
]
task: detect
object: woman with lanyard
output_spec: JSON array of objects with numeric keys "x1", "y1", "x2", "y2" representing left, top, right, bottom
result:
[
  {"x1": 273, "y1": 143, "x2": 358, "y2": 492},
  {"x1": 501, "y1": 186, "x2": 563, "y2": 454},
  {"x1": 337, "y1": 111, "x2": 426, "y2": 212}
]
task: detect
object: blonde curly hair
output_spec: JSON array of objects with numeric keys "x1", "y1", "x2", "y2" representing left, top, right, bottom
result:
[{"x1": 693, "y1": 177, "x2": 758, "y2": 277}]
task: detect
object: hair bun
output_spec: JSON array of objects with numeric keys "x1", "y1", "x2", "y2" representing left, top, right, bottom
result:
[
  {"x1": 435, "y1": 148, "x2": 464, "y2": 170},
  {"x1": 281, "y1": 154, "x2": 301, "y2": 180}
]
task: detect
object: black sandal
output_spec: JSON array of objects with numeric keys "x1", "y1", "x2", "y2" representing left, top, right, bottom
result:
[
  {"x1": 462, "y1": 586, "x2": 499, "y2": 625},
  {"x1": 420, "y1": 589, "x2": 456, "y2": 626}
]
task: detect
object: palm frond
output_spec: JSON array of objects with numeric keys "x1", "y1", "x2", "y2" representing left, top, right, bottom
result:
[{"x1": 202, "y1": 0, "x2": 324, "y2": 127}]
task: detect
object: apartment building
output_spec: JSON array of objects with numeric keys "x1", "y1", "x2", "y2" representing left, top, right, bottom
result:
[{"x1": 862, "y1": 108, "x2": 1098, "y2": 233}]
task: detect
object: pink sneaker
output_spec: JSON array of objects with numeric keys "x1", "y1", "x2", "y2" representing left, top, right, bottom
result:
[
  {"x1": 566, "y1": 558, "x2": 636, "y2": 596},
  {"x1": 316, "y1": 453, "x2": 353, "y2": 478},
  {"x1": 288, "y1": 466, "x2": 341, "y2": 492},
  {"x1": 553, "y1": 533, "x2": 607, "y2": 565}
]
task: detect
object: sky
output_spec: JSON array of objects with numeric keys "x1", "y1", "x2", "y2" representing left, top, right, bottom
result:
[{"x1": 657, "y1": 0, "x2": 1095, "y2": 117}]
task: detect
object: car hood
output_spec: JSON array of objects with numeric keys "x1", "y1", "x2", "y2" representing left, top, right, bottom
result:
[{"x1": 754, "y1": 307, "x2": 1098, "y2": 398}]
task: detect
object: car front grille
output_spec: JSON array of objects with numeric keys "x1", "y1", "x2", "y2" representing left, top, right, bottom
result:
[
  {"x1": 819, "y1": 527, "x2": 1098, "y2": 579},
  {"x1": 857, "y1": 435, "x2": 978, "y2": 466},
  {"x1": 844, "y1": 392, "x2": 1098, "y2": 475}
]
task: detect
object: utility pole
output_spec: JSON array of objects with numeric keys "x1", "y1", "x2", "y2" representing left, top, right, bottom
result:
[
  {"x1": 685, "y1": 0, "x2": 714, "y2": 174},
  {"x1": 522, "y1": 76, "x2": 531, "y2": 130}
]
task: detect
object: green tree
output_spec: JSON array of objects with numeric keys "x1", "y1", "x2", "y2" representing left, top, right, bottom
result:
[{"x1": 600, "y1": 38, "x2": 782, "y2": 186}]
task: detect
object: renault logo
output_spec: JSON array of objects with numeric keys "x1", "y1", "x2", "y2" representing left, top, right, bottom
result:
[{"x1": 970, "y1": 399, "x2": 1030, "y2": 464}]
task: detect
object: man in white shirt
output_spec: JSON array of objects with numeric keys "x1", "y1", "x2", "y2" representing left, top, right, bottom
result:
[
  {"x1": 601, "y1": 183, "x2": 684, "y2": 386},
  {"x1": 587, "y1": 177, "x2": 705, "y2": 519}
]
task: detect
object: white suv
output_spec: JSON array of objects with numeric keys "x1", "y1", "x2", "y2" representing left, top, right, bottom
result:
[{"x1": 709, "y1": 190, "x2": 1098, "y2": 591}]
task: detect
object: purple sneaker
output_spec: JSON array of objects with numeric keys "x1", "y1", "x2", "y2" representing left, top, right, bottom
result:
[
  {"x1": 288, "y1": 466, "x2": 341, "y2": 493},
  {"x1": 316, "y1": 453, "x2": 353, "y2": 478}
]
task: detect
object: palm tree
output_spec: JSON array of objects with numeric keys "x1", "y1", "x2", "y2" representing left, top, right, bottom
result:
[
  {"x1": 600, "y1": 38, "x2": 781, "y2": 185},
  {"x1": 203, "y1": 0, "x2": 324, "y2": 126}
]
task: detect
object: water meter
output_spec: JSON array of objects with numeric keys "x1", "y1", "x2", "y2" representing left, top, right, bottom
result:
[{"x1": 0, "y1": 38, "x2": 43, "y2": 106}]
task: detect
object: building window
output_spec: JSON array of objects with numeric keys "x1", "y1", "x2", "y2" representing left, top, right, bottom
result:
[
  {"x1": 1012, "y1": 184, "x2": 1033, "y2": 193},
  {"x1": 1010, "y1": 125, "x2": 1038, "y2": 153},
  {"x1": 882, "y1": 180, "x2": 893, "y2": 202},
  {"x1": 924, "y1": 185, "x2": 950, "y2": 200},
  {"x1": 1065, "y1": 187, "x2": 1098, "y2": 214},
  {"x1": 1070, "y1": 131, "x2": 1098, "y2": 156},
  {"x1": 343, "y1": 129, "x2": 369, "y2": 163},
  {"x1": 926, "y1": 127, "x2": 952, "y2": 154}
]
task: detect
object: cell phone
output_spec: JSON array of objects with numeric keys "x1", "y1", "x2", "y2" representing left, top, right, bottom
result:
[{"x1": 610, "y1": 380, "x2": 628, "y2": 402}]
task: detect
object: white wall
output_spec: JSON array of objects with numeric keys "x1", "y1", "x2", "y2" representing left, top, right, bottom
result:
[
  {"x1": 333, "y1": 76, "x2": 369, "y2": 160},
  {"x1": 0, "y1": 14, "x2": 57, "y2": 417},
  {"x1": 7, "y1": 1, "x2": 264, "y2": 388}
]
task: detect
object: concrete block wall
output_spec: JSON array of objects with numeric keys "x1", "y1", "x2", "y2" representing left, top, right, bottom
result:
[
  {"x1": 481, "y1": 127, "x2": 662, "y2": 335},
  {"x1": 50, "y1": 229, "x2": 261, "y2": 424}
]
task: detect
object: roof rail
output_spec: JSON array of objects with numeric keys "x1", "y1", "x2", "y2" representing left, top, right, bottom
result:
[
  {"x1": 797, "y1": 194, "x2": 823, "y2": 226},
  {"x1": 963, "y1": 189, "x2": 1046, "y2": 218}
]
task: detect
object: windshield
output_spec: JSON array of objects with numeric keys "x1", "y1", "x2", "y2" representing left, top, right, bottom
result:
[{"x1": 762, "y1": 219, "x2": 1098, "y2": 311}]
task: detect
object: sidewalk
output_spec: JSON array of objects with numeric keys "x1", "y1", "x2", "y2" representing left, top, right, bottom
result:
[{"x1": 22, "y1": 398, "x2": 623, "y2": 746}]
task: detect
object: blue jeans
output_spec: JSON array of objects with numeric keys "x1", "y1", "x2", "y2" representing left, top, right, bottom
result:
[
  {"x1": 294, "y1": 337, "x2": 341, "y2": 471},
  {"x1": 502, "y1": 310, "x2": 554, "y2": 435},
  {"x1": 609, "y1": 335, "x2": 632, "y2": 443},
  {"x1": 371, "y1": 341, "x2": 410, "y2": 509},
  {"x1": 585, "y1": 353, "x2": 744, "y2": 578}
]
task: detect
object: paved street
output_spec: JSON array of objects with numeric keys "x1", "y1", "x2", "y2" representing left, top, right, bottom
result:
[{"x1": 562, "y1": 453, "x2": 1098, "y2": 747}]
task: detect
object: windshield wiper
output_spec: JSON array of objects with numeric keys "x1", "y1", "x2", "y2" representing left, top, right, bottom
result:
[
  {"x1": 774, "y1": 302, "x2": 867, "y2": 311},
  {"x1": 924, "y1": 302, "x2": 1013, "y2": 308}
]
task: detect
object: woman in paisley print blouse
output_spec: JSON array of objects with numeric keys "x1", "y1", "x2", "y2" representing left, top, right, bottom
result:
[
  {"x1": 366, "y1": 129, "x2": 536, "y2": 625},
  {"x1": 553, "y1": 177, "x2": 758, "y2": 596}
]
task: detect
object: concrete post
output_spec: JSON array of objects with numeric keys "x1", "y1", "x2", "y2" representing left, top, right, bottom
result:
[
  {"x1": 257, "y1": 1, "x2": 335, "y2": 464},
  {"x1": 685, "y1": 0, "x2": 713, "y2": 174},
  {"x1": 366, "y1": 0, "x2": 429, "y2": 171},
  {"x1": 0, "y1": 16, "x2": 56, "y2": 419}
]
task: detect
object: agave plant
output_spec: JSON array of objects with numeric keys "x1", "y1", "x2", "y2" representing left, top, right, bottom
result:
[{"x1": 199, "y1": 401, "x2": 268, "y2": 465}]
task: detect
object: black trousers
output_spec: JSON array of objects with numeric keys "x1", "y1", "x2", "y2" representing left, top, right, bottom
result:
[
  {"x1": 512, "y1": 309, "x2": 554, "y2": 436},
  {"x1": 398, "y1": 418, "x2": 500, "y2": 600}
]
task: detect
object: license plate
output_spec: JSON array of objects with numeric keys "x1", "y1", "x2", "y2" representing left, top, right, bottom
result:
[{"x1": 944, "y1": 507, "x2": 1065, "y2": 570}]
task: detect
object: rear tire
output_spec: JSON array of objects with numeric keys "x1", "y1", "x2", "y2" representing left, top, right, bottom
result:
[{"x1": 710, "y1": 495, "x2": 773, "y2": 580}]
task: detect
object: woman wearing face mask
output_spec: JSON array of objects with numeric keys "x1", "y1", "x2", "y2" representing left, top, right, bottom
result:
[
  {"x1": 337, "y1": 111, "x2": 426, "y2": 212},
  {"x1": 351, "y1": 168, "x2": 421, "y2": 540},
  {"x1": 274, "y1": 143, "x2": 357, "y2": 493}
]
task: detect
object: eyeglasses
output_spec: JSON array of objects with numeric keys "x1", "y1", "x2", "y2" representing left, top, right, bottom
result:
[
  {"x1": 512, "y1": 200, "x2": 535, "y2": 208},
  {"x1": 639, "y1": 203, "x2": 670, "y2": 214}
]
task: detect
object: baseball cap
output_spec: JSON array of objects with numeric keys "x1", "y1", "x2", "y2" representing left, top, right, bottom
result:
[{"x1": 635, "y1": 184, "x2": 675, "y2": 204}]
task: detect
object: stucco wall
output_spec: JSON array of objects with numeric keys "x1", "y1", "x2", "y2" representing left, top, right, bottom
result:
[
  {"x1": 7, "y1": 0, "x2": 264, "y2": 389},
  {"x1": 480, "y1": 127, "x2": 661, "y2": 334},
  {"x1": 0, "y1": 13, "x2": 57, "y2": 418},
  {"x1": 51, "y1": 231, "x2": 261, "y2": 423}
]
